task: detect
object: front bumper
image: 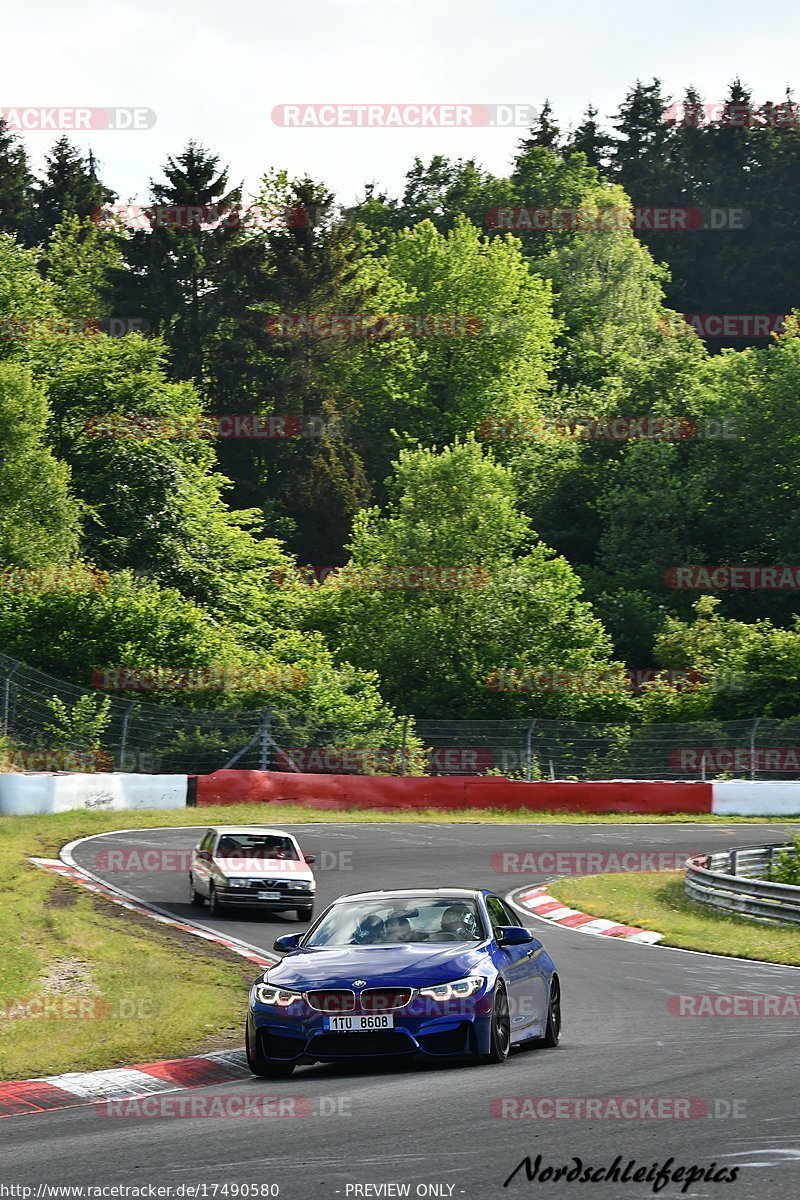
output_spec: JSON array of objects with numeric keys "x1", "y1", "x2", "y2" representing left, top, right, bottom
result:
[
  {"x1": 216, "y1": 888, "x2": 313, "y2": 908},
  {"x1": 247, "y1": 994, "x2": 494, "y2": 1061}
]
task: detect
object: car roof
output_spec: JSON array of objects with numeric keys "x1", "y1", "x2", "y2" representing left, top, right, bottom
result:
[
  {"x1": 204, "y1": 827, "x2": 299, "y2": 838},
  {"x1": 331, "y1": 888, "x2": 485, "y2": 903}
]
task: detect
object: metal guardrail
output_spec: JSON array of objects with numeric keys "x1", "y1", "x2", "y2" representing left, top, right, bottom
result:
[{"x1": 684, "y1": 845, "x2": 800, "y2": 924}]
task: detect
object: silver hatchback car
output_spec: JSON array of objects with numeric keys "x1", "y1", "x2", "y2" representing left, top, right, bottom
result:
[{"x1": 189, "y1": 826, "x2": 316, "y2": 920}]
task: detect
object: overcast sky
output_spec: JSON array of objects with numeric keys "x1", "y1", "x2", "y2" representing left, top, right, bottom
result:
[{"x1": 5, "y1": 0, "x2": 798, "y2": 206}]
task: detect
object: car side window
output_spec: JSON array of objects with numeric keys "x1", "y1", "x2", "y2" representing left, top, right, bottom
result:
[
  {"x1": 485, "y1": 895, "x2": 509, "y2": 934},
  {"x1": 200, "y1": 831, "x2": 215, "y2": 852},
  {"x1": 499, "y1": 899, "x2": 519, "y2": 926}
]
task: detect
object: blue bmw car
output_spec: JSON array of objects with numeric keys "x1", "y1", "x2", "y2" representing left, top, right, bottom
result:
[{"x1": 245, "y1": 888, "x2": 561, "y2": 1076}]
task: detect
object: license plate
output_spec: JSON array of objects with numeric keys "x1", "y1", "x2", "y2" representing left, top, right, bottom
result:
[
  {"x1": 258, "y1": 891, "x2": 281, "y2": 900},
  {"x1": 323, "y1": 1014, "x2": 394, "y2": 1032}
]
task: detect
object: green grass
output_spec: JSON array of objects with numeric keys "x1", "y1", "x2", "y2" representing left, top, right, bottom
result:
[
  {"x1": 549, "y1": 872, "x2": 800, "y2": 966},
  {"x1": 1, "y1": 803, "x2": 798, "y2": 1081},
  {"x1": 0, "y1": 811, "x2": 265, "y2": 1080}
]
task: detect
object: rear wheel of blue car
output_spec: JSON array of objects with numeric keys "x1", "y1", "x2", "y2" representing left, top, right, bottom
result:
[
  {"x1": 539, "y1": 976, "x2": 561, "y2": 1048},
  {"x1": 246, "y1": 1024, "x2": 296, "y2": 1078},
  {"x1": 484, "y1": 984, "x2": 511, "y2": 1064}
]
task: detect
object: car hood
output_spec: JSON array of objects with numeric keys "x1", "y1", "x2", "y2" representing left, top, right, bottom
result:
[
  {"x1": 267, "y1": 943, "x2": 488, "y2": 989},
  {"x1": 212, "y1": 858, "x2": 313, "y2": 881}
]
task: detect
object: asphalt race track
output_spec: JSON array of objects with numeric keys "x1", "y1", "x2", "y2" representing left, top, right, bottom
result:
[{"x1": 3, "y1": 821, "x2": 800, "y2": 1198}]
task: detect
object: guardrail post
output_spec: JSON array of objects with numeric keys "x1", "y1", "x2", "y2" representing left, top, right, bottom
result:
[
  {"x1": 2, "y1": 663, "x2": 19, "y2": 738},
  {"x1": 730, "y1": 849, "x2": 739, "y2": 875},
  {"x1": 399, "y1": 716, "x2": 408, "y2": 777},
  {"x1": 749, "y1": 717, "x2": 761, "y2": 780},
  {"x1": 259, "y1": 709, "x2": 272, "y2": 771},
  {"x1": 525, "y1": 720, "x2": 537, "y2": 782},
  {"x1": 117, "y1": 701, "x2": 135, "y2": 772}
]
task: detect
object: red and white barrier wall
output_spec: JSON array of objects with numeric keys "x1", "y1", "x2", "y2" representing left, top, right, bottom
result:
[
  {"x1": 195, "y1": 771, "x2": 800, "y2": 816},
  {"x1": 711, "y1": 781, "x2": 800, "y2": 817},
  {"x1": 0, "y1": 773, "x2": 187, "y2": 816},
  {"x1": 2, "y1": 771, "x2": 800, "y2": 816}
]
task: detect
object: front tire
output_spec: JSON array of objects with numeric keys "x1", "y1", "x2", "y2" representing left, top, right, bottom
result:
[
  {"x1": 189, "y1": 875, "x2": 204, "y2": 907},
  {"x1": 246, "y1": 1024, "x2": 296, "y2": 1078},
  {"x1": 296, "y1": 905, "x2": 314, "y2": 921},
  {"x1": 483, "y1": 984, "x2": 511, "y2": 1064},
  {"x1": 208, "y1": 883, "x2": 224, "y2": 917}
]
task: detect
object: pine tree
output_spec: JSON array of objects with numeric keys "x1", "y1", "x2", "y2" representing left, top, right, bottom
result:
[
  {"x1": 109, "y1": 141, "x2": 243, "y2": 381},
  {"x1": 206, "y1": 172, "x2": 375, "y2": 562},
  {"x1": 610, "y1": 79, "x2": 675, "y2": 201},
  {"x1": 518, "y1": 100, "x2": 561, "y2": 153},
  {"x1": 0, "y1": 118, "x2": 34, "y2": 239},
  {"x1": 31, "y1": 137, "x2": 114, "y2": 243},
  {"x1": 564, "y1": 105, "x2": 613, "y2": 171}
]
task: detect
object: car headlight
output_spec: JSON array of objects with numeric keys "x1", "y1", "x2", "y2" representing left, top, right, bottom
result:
[
  {"x1": 418, "y1": 976, "x2": 485, "y2": 1001},
  {"x1": 293, "y1": 881, "x2": 314, "y2": 891},
  {"x1": 228, "y1": 879, "x2": 248, "y2": 888},
  {"x1": 253, "y1": 982, "x2": 304, "y2": 1006}
]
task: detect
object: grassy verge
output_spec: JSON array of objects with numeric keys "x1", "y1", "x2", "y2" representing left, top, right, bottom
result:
[
  {"x1": 0, "y1": 815, "x2": 261, "y2": 1080},
  {"x1": 2, "y1": 805, "x2": 798, "y2": 1080},
  {"x1": 549, "y1": 872, "x2": 800, "y2": 966}
]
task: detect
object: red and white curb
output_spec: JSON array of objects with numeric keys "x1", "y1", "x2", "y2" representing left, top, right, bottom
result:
[
  {"x1": 30, "y1": 857, "x2": 275, "y2": 970},
  {"x1": 0, "y1": 857, "x2": 278, "y2": 1119},
  {"x1": 514, "y1": 884, "x2": 663, "y2": 944},
  {"x1": 0, "y1": 1050, "x2": 252, "y2": 1119}
]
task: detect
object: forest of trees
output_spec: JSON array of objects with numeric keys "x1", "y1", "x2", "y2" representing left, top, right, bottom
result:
[{"x1": 3, "y1": 78, "x2": 800, "y2": 737}]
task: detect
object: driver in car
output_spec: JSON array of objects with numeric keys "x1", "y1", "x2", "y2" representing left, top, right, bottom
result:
[
  {"x1": 439, "y1": 903, "x2": 476, "y2": 940},
  {"x1": 261, "y1": 839, "x2": 289, "y2": 858}
]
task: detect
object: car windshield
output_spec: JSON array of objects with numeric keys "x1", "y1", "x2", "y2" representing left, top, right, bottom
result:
[
  {"x1": 214, "y1": 834, "x2": 299, "y2": 860},
  {"x1": 305, "y1": 896, "x2": 484, "y2": 946}
]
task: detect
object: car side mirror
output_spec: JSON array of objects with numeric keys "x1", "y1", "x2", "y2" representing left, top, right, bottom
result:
[
  {"x1": 196, "y1": 850, "x2": 211, "y2": 862},
  {"x1": 273, "y1": 934, "x2": 302, "y2": 953},
  {"x1": 303, "y1": 853, "x2": 316, "y2": 865},
  {"x1": 497, "y1": 925, "x2": 535, "y2": 947}
]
